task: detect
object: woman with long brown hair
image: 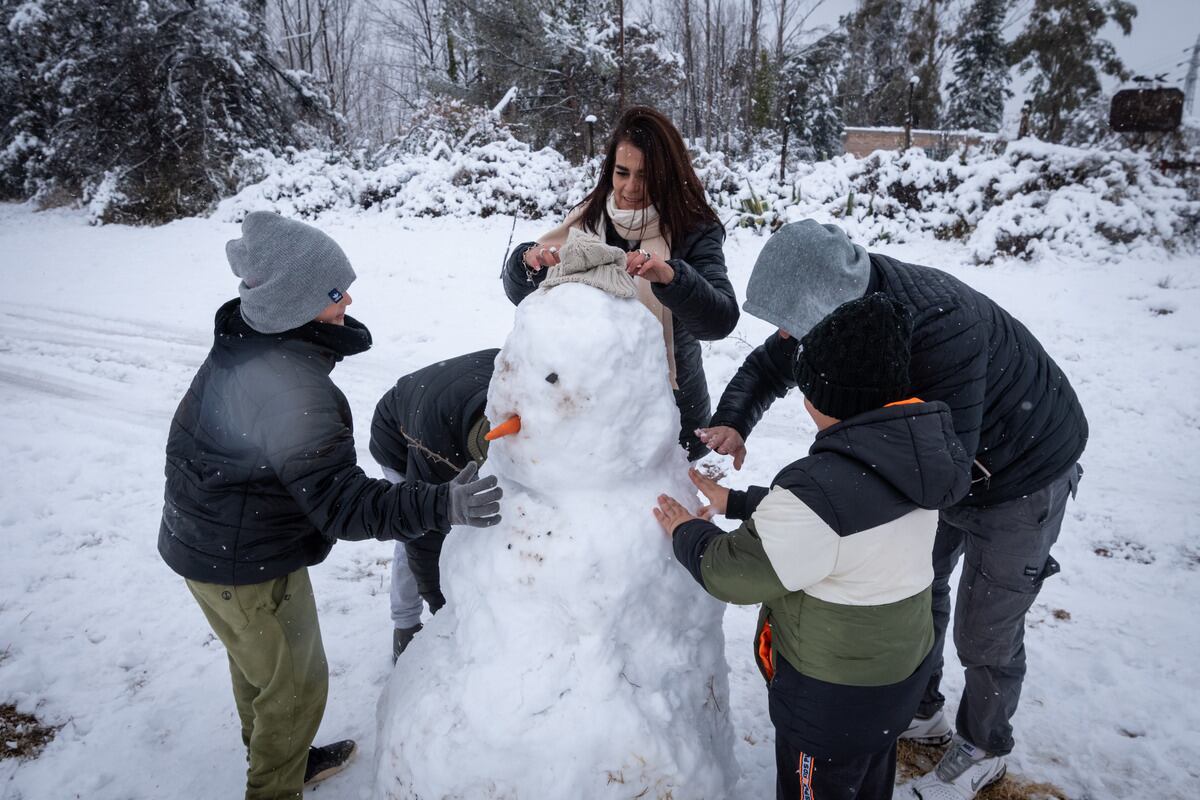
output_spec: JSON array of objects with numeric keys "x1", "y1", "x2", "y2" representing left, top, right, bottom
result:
[{"x1": 503, "y1": 106, "x2": 738, "y2": 460}]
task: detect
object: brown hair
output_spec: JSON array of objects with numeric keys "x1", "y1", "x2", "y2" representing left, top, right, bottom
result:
[{"x1": 576, "y1": 106, "x2": 720, "y2": 245}]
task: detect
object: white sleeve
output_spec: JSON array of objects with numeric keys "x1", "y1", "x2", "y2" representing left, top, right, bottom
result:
[{"x1": 751, "y1": 486, "x2": 838, "y2": 592}]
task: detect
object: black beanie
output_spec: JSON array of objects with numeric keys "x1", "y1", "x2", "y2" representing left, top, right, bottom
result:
[{"x1": 793, "y1": 293, "x2": 913, "y2": 420}]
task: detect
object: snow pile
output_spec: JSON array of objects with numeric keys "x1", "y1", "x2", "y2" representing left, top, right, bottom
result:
[{"x1": 373, "y1": 283, "x2": 736, "y2": 799}]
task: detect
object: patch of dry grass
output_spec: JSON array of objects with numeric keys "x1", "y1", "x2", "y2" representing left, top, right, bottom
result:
[{"x1": 1, "y1": 704, "x2": 57, "y2": 760}]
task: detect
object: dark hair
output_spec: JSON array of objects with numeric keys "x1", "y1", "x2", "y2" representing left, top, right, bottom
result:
[{"x1": 576, "y1": 106, "x2": 719, "y2": 244}]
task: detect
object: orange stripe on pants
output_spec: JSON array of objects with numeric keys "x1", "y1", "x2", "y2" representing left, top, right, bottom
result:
[{"x1": 798, "y1": 752, "x2": 815, "y2": 800}]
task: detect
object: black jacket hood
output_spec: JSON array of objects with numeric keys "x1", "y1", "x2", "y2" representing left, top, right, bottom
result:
[{"x1": 812, "y1": 401, "x2": 971, "y2": 510}]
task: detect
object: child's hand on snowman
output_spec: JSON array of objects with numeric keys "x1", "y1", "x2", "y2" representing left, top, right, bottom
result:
[
  {"x1": 653, "y1": 494, "x2": 697, "y2": 536},
  {"x1": 688, "y1": 468, "x2": 729, "y2": 519}
]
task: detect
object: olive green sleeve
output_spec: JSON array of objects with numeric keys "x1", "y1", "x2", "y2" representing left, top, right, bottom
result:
[{"x1": 698, "y1": 520, "x2": 792, "y2": 605}]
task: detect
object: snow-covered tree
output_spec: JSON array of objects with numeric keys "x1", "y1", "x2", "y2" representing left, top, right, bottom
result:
[
  {"x1": 780, "y1": 31, "x2": 846, "y2": 162},
  {"x1": 906, "y1": 0, "x2": 944, "y2": 130},
  {"x1": 269, "y1": 0, "x2": 370, "y2": 144},
  {"x1": 442, "y1": 0, "x2": 685, "y2": 159},
  {"x1": 839, "y1": 0, "x2": 914, "y2": 127},
  {"x1": 0, "y1": 0, "x2": 333, "y2": 223},
  {"x1": 943, "y1": 0, "x2": 1010, "y2": 131},
  {"x1": 1009, "y1": 0, "x2": 1137, "y2": 143}
]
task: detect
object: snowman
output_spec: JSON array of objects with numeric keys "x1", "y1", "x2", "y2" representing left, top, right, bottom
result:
[{"x1": 372, "y1": 229, "x2": 736, "y2": 799}]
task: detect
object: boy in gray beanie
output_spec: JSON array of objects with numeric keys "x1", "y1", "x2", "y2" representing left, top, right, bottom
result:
[
  {"x1": 160, "y1": 212, "x2": 503, "y2": 799},
  {"x1": 699, "y1": 219, "x2": 1086, "y2": 799},
  {"x1": 227, "y1": 211, "x2": 358, "y2": 334}
]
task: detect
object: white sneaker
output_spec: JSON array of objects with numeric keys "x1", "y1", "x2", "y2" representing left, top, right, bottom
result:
[
  {"x1": 908, "y1": 736, "x2": 1006, "y2": 799},
  {"x1": 899, "y1": 709, "x2": 953, "y2": 746}
]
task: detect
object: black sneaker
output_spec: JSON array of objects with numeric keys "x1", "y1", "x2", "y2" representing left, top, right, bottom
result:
[
  {"x1": 392, "y1": 623, "x2": 423, "y2": 663},
  {"x1": 303, "y1": 739, "x2": 356, "y2": 786}
]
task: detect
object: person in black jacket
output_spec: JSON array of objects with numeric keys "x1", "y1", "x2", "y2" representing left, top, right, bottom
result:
[
  {"x1": 697, "y1": 220, "x2": 1087, "y2": 799},
  {"x1": 159, "y1": 212, "x2": 502, "y2": 800},
  {"x1": 368, "y1": 349, "x2": 497, "y2": 661},
  {"x1": 503, "y1": 106, "x2": 738, "y2": 460}
]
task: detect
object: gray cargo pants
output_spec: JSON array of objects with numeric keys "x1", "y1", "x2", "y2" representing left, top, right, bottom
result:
[{"x1": 918, "y1": 463, "x2": 1082, "y2": 756}]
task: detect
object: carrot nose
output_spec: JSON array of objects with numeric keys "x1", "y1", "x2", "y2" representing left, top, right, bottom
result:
[{"x1": 484, "y1": 414, "x2": 522, "y2": 441}]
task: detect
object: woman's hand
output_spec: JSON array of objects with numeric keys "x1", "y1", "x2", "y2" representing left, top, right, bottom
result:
[
  {"x1": 626, "y1": 249, "x2": 674, "y2": 284},
  {"x1": 695, "y1": 426, "x2": 747, "y2": 470},
  {"x1": 523, "y1": 243, "x2": 561, "y2": 272},
  {"x1": 652, "y1": 493, "x2": 697, "y2": 537},
  {"x1": 688, "y1": 468, "x2": 730, "y2": 519}
]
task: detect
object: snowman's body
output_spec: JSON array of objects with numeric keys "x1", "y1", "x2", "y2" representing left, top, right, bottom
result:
[{"x1": 373, "y1": 283, "x2": 736, "y2": 799}]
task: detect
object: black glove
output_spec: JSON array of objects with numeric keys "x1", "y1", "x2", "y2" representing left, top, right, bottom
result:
[
  {"x1": 421, "y1": 589, "x2": 446, "y2": 615},
  {"x1": 447, "y1": 462, "x2": 502, "y2": 527}
]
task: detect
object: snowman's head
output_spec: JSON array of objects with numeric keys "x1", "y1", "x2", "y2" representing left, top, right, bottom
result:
[{"x1": 485, "y1": 283, "x2": 681, "y2": 491}]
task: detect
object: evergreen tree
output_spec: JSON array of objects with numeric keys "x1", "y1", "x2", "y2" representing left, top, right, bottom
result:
[
  {"x1": 944, "y1": 0, "x2": 1010, "y2": 131},
  {"x1": 906, "y1": 0, "x2": 943, "y2": 130},
  {"x1": 839, "y1": 0, "x2": 914, "y2": 127},
  {"x1": 1009, "y1": 0, "x2": 1136, "y2": 143},
  {"x1": 749, "y1": 50, "x2": 775, "y2": 132},
  {"x1": 0, "y1": 0, "x2": 332, "y2": 222},
  {"x1": 781, "y1": 31, "x2": 846, "y2": 161}
]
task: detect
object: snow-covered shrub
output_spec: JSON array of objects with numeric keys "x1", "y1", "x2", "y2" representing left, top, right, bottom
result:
[
  {"x1": 689, "y1": 139, "x2": 1195, "y2": 263},
  {"x1": 220, "y1": 131, "x2": 590, "y2": 222},
  {"x1": 222, "y1": 132, "x2": 1196, "y2": 265},
  {"x1": 814, "y1": 140, "x2": 1197, "y2": 263}
]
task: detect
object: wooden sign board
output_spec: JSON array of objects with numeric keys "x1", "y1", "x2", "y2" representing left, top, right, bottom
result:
[{"x1": 1110, "y1": 88, "x2": 1184, "y2": 133}]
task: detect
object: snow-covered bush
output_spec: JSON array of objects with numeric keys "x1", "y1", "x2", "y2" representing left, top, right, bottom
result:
[
  {"x1": 221, "y1": 131, "x2": 591, "y2": 222},
  {"x1": 703, "y1": 140, "x2": 1197, "y2": 263},
  {"x1": 813, "y1": 140, "x2": 1197, "y2": 263},
  {"x1": 222, "y1": 131, "x2": 1197, "y2": 265}
]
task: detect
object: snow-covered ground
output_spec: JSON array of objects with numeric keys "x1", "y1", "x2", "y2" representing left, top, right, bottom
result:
[{"x1": 0, "y1": 203, "x2": 1197, "y2": 799}]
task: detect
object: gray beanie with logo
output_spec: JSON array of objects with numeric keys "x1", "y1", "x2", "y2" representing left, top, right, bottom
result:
[
  {"x1": 743, "y1": 219, "x2": 871, "y2": 337},
  {"x1": 226, "y1": 211, "x2": 357, "y2": 334}
]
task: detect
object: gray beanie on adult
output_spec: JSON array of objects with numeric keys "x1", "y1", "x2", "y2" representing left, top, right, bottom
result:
[
  {"x1": 226, "y1": 211, "x2": 357, "y2": 334},
  {"x1": 743, "y1": 219, "x2": 871, "y2": 337}
]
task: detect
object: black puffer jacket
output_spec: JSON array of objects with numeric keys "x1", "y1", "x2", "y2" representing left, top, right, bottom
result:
[
  {"x1": 369, "y1": 349, "x2": 497, "y2": 483},
  {"x1": 159, "y1": 299, "x2": 450, "y2": 585},
  {"x1": 505, "y1": 219, "x2": 738, "y2": 459},
  {"x1": 369, "y1": 349, "x2": 497, "y2": 601},
  {"x1": 709, "y1": 253, "x2": 1088, "y2": 506}
]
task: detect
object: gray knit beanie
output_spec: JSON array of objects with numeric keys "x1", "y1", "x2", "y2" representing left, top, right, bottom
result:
[
  {"x1": 743, "y1": 220, "x2": 871, "y2": 337},
  {"x1": 227, "y1": 211, "x2": 357, "y2": 334},
  {"x1": 540, "y1": 227, "x2": 636, "y2": 298}
]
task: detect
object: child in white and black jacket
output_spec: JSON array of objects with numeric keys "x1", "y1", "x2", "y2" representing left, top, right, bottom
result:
[{"x1": 654, "y1": 294, "x2": 972, "y2": 800}]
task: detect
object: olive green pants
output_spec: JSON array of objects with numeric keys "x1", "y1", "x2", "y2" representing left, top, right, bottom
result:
[{"x1": 187, "y1": 567, "x2": 328, "y2": 800}]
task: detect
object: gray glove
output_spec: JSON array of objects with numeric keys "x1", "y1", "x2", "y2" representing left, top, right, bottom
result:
[{"x1": 448, "y1": 462, "x2": 503, "y2": 527}]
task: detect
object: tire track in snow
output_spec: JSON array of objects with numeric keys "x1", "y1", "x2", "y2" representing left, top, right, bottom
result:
[{"x1": 0, "y1": 307, "x2": 205, "y2": 427}]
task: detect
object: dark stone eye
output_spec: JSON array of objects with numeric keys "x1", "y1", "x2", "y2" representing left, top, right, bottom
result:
[{"x1": 545, "y1": 372, "x2": 558, "y2": 384}]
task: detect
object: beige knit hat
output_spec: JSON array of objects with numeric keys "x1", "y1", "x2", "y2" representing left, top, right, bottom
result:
[{"x1": 540, "y1": 227, "x2": 636, "y2": 299}]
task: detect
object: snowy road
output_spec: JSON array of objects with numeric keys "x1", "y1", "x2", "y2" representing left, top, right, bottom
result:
[{"x1": 1, "y1": 203, "x2": 1197, "y2": 799}]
